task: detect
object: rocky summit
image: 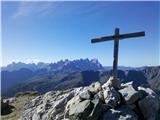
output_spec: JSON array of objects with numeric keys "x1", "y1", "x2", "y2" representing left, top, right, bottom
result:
[{"x1": 20, "y1": 77, "x2": 160, "y2": 120}]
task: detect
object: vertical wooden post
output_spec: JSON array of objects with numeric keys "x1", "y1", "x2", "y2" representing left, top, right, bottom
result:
[
  {"x1": 113, "y1": 28, "x2": 119, "y2": 79},
  {"x1": 91, "y1": 28, "x2": 145, "y2": 81}
]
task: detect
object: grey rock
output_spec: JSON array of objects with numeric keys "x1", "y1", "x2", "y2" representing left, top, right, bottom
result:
[
  {"x1": 138, "y1": 86, "x2": 160, "y2": 120},
  {"x1": 89, "y1": 81, "x2": 102, "y2": 94},
  {"x1": 119, "y1": 84, "x2": 139, "y2": 104},
  {"x1": 138, "y1": 86, "x2": 157, "y2": 96},
  {"x1": 138, "y1": 93, "x2": 160, "y2": 120},
  {"x1": 88, "y1": 99, "x2": 102, "y2": 120},
  {"x1": 102, "y1": 105, "x2": 138, "y2": 120},
  {"x1": 121, "y1": 81, "x2": 133, "y2": 87},
  {"x1": 94, "y1": 91, "x2": 104, "y2": 102},
  {"x1": 69, "y1": 100, "x2": 93, "y2": 120},
  {"x1": 19, "y1": 81, "x2": 160, "y2": 120},
  {"x1": 103, "y1": 76, "x2": 121, "y2": 90},
  {"x1": 66, "y1": 96, "x2": 82, "y2": 110},
  {"x1": 156, "y1": 109, "x2": 160, "y2": 120},
  {"x1": 24, "y1": 96, "x2": 43, "y2": 110},
  {"x1": 74, "y1": 87, "x2": 89, "y2": 96},
  {"x1": 67, "y1": 94, "x2": 102, "y2": 120},
  {"x1": 1, "y1": 98, "x2": 13, "y2": 115},
  {"x1": 3, "y1": 97, "x2": 16, "y2": 104},
  {"x1": 127, "y1": 104, "x2": 137, "y2": 110},
  {"x1": 103, "y1": 86, "x2": 120, "y2": 108},
  {"x1": 102, "y1": 104, "x2": 110, "y2": 111},
  {"x1": 79, "y1": 90, "x2": 91, "y2": 100},
  {"x1": 65, "y1": 96, "x2": 82, "y2": 118},
  {"x1": 20, "y1": 90, "x2": 74, "y2": 120}
]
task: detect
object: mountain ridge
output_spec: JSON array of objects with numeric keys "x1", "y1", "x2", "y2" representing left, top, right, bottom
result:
[
  {"x1": 2, "y1": 58, "x2": 155, "y2": 72},
  {"x1": 2, "y1": 66, "x2": 160, "y2": 97},
  {"x1": 1, "y1": 58, "x2": 103, "y2": 72},
  {"x1": 1, "y1": 58, "x2": 160, "y2": 97}
]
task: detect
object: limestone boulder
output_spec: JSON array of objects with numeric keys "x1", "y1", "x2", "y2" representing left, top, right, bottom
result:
[
  {"x1": 138, "y1": 94, "x2": 159, "y2": 120},
  {"x1": 20, "y1": 90, "x2": 74, "y2": 120},
  {"x1": 3, "y1": 97, "x2": 16, "y2": 104},
  {"x1": 102, "y1": 104, "x2": 111, "y2": 111},
  {"x1": 94, "y1": 91, "x2": 104, "y2": 102},
  {"x1": 89, "y1": 81, "x2": 102, "y2": 94},
  {"x1": 68, "y1": 98, "x2": 102, "y2": 120},
  {"x1": 66, "y1": 96, "x2": 82, "y2": 110},
  {"x1": 102, "y1": 105, "x2": 138, "y2": 120},
  {"x1": 74, "y1": 87, "x2": 89, "y2": 96},
  {"x1": 103, "y1": 86, "x2": 120, "y2": 108},
  {"x1": 79, "y1": 90, "x2": 91, "y2": 100},
  {"x1": 138, "y1": 86, "x2": 158, "y2": 96},
  {"x1": 103, "y1": 76, "x2": 121, "y2": 90},
  {"x1": 69, "y1": 100, "x2": 93, "y2": 120},
  {"x1": 65, "y1": 96, "x2": 82, "y2": 118},
  {"x1": 1, "y1": 98, "x2": 13, "y2": 115},
  {"x1": 119, "y1": 84, "x2": 139, "y2": 104},
  {"x1": 88, "y1": 99, "x2": 103, "y2": 120},
  {"x1": 138, "y1": 87, "x2": 160, "y2": 120},
  {"x1": 19, "y1": 81, "x2": 160, "y2": 120}
]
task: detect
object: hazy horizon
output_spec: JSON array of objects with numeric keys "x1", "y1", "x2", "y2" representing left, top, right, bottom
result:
[{"x1": 2, "y1": 1, "x2": 160, "y2": 67}]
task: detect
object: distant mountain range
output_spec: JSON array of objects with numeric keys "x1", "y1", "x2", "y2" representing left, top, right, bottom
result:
[
  {"x1": 1, "y1": 59, "x2": 160, "y2": 97},
  {"x1": 1, "y1": 59, "x2": 103, "y2": 95},
  {"x1": 2, "y1": 58, "x2": 145, "y2": 72},
  {"x1": 1, "y1": 58, "x2": 103, "y2": 72}
]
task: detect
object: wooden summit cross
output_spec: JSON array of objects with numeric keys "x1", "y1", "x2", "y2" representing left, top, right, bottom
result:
[{"x1": 91, "y1": 28, "x2": 145, "y2": 80}]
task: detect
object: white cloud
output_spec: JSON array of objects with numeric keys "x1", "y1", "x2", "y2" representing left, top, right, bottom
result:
[{"x1": 13, "y1": 1, "x2": 57, "y2": 18}]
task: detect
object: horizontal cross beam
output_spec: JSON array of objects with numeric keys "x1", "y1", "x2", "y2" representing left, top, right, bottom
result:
[{"x1": 91, "y1": 31, "x2": 145, "y2": 43}]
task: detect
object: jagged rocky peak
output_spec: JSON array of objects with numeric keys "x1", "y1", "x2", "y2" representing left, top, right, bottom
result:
[
  {"x1": 2, "y1": 58, "x2": 103, "y2": 72},
  {"x1": 19, "y1": 77, "x2": 160, "y2": 120}
]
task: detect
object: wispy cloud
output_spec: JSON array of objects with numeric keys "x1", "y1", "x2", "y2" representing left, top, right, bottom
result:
[
  {"x1": 12, "y1": 1, "x2": 102, "y2": 19},
  {"x1": 13, "y1": 1, "x2": 58, "y2": 18}
]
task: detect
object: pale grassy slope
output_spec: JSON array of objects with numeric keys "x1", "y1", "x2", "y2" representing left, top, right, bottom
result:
[{"x1": 1, "y1": 94, "x2": 38, "y2": 120}]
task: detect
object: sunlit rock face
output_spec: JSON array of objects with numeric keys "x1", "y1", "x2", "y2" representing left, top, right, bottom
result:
[{"x1": 20, "y1": 77, "x2": 160, "y2": 120}]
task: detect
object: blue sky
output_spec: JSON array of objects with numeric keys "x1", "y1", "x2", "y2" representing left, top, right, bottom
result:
[{"x1": 2, "y1": 1, "x2": 160, "y2": 66}]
